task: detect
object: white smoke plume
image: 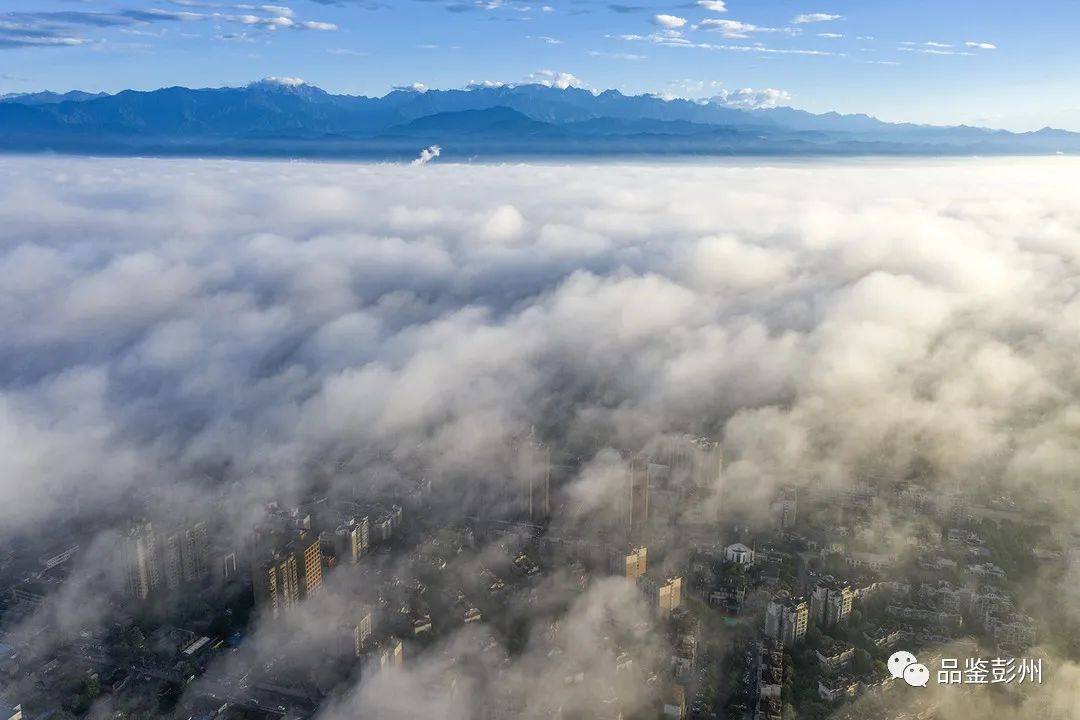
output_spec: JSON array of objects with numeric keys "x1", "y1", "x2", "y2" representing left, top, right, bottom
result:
[{"x1": 412, "y1": 144, "x2": 442, "y2": 166}]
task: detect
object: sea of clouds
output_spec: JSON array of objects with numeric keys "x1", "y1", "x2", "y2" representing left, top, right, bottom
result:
[{"x1": 3, "y1": 156, "x2": 1080, "y2": 717}]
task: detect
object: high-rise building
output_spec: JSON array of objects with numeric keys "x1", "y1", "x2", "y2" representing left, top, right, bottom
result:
[
  {"x1": 217, "y1": 549, "x2": 239, "y2": 582},
  {"x1": 162, "y1": 532, "x2": 184, "y2": 591},
  {"x1": 182, "y1": 522, "x2": 210, "y2": 580},
  {"x1": 512, "y1": 428, "x2": 551, "y2": 521},
  {"x1": 252, "y1": 530, "x2": 322, "y2": 616},
  {"x1": 529, "y1": 443, "x2": 551, "y2": 521},
  {"x1": 611, "y1": 546, "x2": 648, "y2": 582},
  {"x1": 641, "y1": 575, "x2": 683, "y2": 617},
  {"x1": 810, "y1": 578, "x2": 854, "y2": 627},
  {"x1": 340, "y1": 609, "x2": 374, "y2": 657},
  {"x1": 658, "y1": 576, "x2": 683, "y2": 616},
  {"x1": 826, "y1": 587, "x2": 854, "y2": 627},
  {"x1": 334, "y1": 515, "x2": 370, "y2": 564},
  {"x1": 254, "y1": 547, "x2": 300, "y2": 616},
  {"x1": 119, "y1": 521, "x2": 161, "y2": 600},
  {"x1": 162, "y1": 521, "x2": 210, "y2": 591},
  {"x1": 301, "y1": 535, "x2": 323, "y2": 597},
  {"x1": 691, "y1": 438, "x2": 723, "y2": 489},
  {"x1": 371, "y1": 637, "x2": 404, "y2": 671},
  {"x1": 765, "y1": 594, "x2": 809, "y2": 648},
  {"x1": 770, "y1": 487, "x2": 798, "y2": 530},
  {"x1": 662, "y1": 435, "x2": 722, "y2": 489},
  {"x1": 627, "y1": 456, "x2": 650, "y2": 539}
]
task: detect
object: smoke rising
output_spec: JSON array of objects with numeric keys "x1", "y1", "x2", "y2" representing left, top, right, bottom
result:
[{"x1": 412, "y1": 145, "x2": 442, "y2": 166}]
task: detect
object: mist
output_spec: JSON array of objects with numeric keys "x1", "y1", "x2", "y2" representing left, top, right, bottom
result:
[{"x1": 3, "y1": 156, "x2": 1080, "y2": 718}]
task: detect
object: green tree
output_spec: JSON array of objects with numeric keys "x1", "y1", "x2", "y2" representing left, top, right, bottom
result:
[{"x1": 853, "y1": 649, "x2": 873, "y2": 675}]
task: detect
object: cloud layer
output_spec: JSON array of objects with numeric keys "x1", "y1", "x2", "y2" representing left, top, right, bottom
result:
[
  {"x1": 5, "y1": 156, "x2": 1080, "y2": 716},
  {"x1": 4, "y1": 158, "x2": 1080, "y2": 535}
]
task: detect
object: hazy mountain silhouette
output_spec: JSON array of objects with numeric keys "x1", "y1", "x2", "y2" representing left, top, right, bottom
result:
[{"x1": 1, "y1": 79, "x2": 1076, "y2": 158}]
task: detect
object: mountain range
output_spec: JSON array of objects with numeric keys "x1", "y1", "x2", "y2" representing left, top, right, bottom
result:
[{"x1": 2, "y1": 78, "x2": 1077, "y2": 159}]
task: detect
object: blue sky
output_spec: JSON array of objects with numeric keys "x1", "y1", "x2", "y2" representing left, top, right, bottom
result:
[{"x1": 2, "y1": 0, "x2": 1078, "y2": 130}]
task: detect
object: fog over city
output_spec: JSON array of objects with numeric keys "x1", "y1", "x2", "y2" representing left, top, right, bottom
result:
[{"x1": 2, "y1": 157, "x2": 1080, "y2": 718}]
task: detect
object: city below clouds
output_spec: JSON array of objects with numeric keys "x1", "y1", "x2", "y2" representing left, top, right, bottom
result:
[
  {"x1": 3, "y1": 158, "x2": 1080, "y2": 720},
  {"x1": 2, "y1": 4, "x2": 1080, "y2": 718}
]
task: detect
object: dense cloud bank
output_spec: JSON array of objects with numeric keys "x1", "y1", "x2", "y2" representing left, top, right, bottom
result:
[
  {"x1": 5, "y1": 156, "x2": 1080, "y2": 717},
  {"x1": 4, "y1": 157, "x2": 1080, "y2": 535}
]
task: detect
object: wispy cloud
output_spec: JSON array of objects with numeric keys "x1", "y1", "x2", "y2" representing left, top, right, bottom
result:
[
  {"x1": 0, "y1": 3, "x2": 337, "y2": 50},
  {"x1": 617, "y1": 32, "x2": 833, "y2": 56},
  {"x1": 697, "y1": 0, "x2": 727, "y2": 11},
  {"x1": 792, "y1": 12, "x2": 842, "y2": 23},
  {"x1": 966, "y1": 41, "x2": 997, "y2": 50},
  {"x1": 588, "y1": 50, "x2": 646, "y2": 60},
  {"x1": 898, "y1": 45, "x2": 974, "y2": 56},
  {"x1": 695, "y1": 18, "x2": 798, "y2": 38}
]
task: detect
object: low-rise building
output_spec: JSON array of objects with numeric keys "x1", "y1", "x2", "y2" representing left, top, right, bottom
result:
[
  {"x1": 815, "y1": 640, "x2": 855, "y2": 672},
  {"x1": 724, "y1": 543, "x2": 755, "y2": 566},
  {"x1": 818, "y1": 674, "x2": 861, "y2": 702}
]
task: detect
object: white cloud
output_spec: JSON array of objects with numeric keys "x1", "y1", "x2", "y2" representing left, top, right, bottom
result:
[
  {"x1": 620, "y1": 31, "x2": 834, "y2": 55},
  {"x1": 652, "y1": 14, "x2": 687, "y2": 29},
  {"x1": 0, "y1": 4, "x2": 336, "y2": 51},
  {"x1": 527, "y1": 69, "x2": 588, "y2": 90},
  {"x1": 818, "y1": 32, "x2": 843, "y2": 38},
  {"x1": 257, "y1": 5, "x2": 294, "y2": 17},
  {"x1": 898, "y1": 45, "x2": 974, "y2": 56},
  {"x1": 696, "y1": 18, "x2": 794, "y2": 38},
  {"x1": 6, "y1": 156, "x2": 1080, "y2": 536},
  {"x1": 793, "y1": 12, "x2": 842, "y2": 23},
  {"x1": 588, "y1": 50, "x2": 646, "y2": 60},
  {"x1": 711, "y1": 87, "x2": 793, "y2": 109},
  {"x1": 966, "y1": 40, "x2": 997, "y2": 50},
  {"x1": 257, "y1": 75, "x2": 305, "y2": 86},
  {"x1": 697, "y1": 0, "x2": 727, "y2": 10},
  {"x1": 6, "y1": 159, "x2": 1080, "y2": 719}
]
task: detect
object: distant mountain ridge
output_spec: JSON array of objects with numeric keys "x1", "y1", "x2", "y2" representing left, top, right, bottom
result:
[{"x1": 1, "y1": 79, "x2": 1076, "y2": 159}]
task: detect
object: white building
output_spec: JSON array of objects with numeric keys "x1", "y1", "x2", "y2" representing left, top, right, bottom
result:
[{"x1": 724, "y1": 543, "x2": 755, "y2": 565}]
